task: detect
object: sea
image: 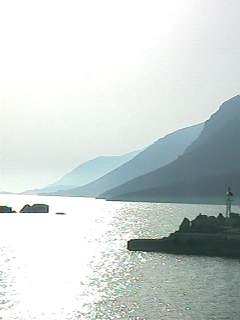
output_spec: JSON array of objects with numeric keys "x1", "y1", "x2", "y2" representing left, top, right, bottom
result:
[{"x1": 0, "y1": 194, "x2": 239, "y2": 320}]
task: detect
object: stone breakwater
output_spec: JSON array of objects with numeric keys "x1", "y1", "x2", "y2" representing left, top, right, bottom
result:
[{"x1": 128, "y1": 213, "x2": 240, "y2": 258}]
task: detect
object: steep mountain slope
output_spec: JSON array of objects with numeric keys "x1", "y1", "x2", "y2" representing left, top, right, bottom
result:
[
  {"x1": 28, "y1": 150, "x2": 139, "y2": 194},
  {"x1": 58, "y1": 122, "x2": 203, "y2": 197},
  {"x1": 104, "y1": 95, "x2": 240, "y2": 203}
]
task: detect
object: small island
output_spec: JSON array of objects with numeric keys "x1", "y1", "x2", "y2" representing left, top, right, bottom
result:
[
  {"x1": 20, "y1": 204, "x2": 49, "y2": 213},
  {"x1": 0, "y1": 205, "x2": 15, "y2": 213},
  {"x1": 128, "y1": 187, "x2": 240, "y2": 258}
]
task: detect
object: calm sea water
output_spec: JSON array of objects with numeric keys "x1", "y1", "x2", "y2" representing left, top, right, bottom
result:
[{"x1": 0, "y1": 195, "x2": 239, "y2": 320}]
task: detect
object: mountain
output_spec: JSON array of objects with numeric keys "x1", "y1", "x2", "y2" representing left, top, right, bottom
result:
[
  {"x1": 26, "y1": 150, "x2": 140, "y2": 194},
  {"x1": 103, "y1": 95, "x2": 240, "y2": 203},
  {"x1": 0, "y1": 191, "x2": 14, "y2": 195},
  {"x1": 57, "y1": 122, "x2": 203, "y2": 197}
]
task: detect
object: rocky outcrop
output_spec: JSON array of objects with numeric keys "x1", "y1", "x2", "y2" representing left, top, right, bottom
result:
[
  {"x1": 20, "y1": 204, "x2": 49, "y2": 213},
  {"x1": 128, "y1": 213, "x2": 240, "y2": 258},
  {"x1": 179, "y1": 217, "x2": 191, "y2": 232},
  {"x1": 0, "y1": 206, "x2": 13, "y2": 213},
  {"x1": 188, "y1": 213, "x2": 227, "y2": 233}
]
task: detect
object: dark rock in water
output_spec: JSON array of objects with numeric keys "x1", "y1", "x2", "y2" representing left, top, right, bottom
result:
[
  {"x1": 0, "y1": 206, "x2": 13, "y2": 213},
  {"x1": 128, "y1": 212, "x2": 240, "y2": 258},
  {"x1": 20, "y1": 204, "x2": 49, "y2": 213}
]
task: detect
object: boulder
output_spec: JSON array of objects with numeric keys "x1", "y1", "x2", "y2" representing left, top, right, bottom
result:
[
  {"x1": 190, "y1": 214, "x2": 225, "y2": 233},
  {"x1": 0, "y1": 206, "x2": 13, "y2": 213},
  {"x1": 217, "y1": 213, "x2": 225, "y2": 222},
  {"x1": 20, "y1": 204, "x2": 49, "y2": 213}
]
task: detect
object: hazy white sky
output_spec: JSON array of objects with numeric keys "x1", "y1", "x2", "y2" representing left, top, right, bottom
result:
[{"x1": 0, "y1": 0, "x2": 240, "y2": 191}]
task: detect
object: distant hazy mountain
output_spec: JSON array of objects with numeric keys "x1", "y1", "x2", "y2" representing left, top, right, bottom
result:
[
  {"x1": 57, "y1": 122, "x2": 203, "y2": 197},
  {"x1": 26, "y1": 150, "x2": 140, "y2": 194},
  {"x1": 0, "y1": 191, "x2": 14, "y2": 195},
  {"x1": 104, "y1": 95, "x2": 240, "y2": 203}
]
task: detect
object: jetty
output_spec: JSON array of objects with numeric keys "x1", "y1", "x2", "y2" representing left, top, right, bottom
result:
[{"x1": 128, "y1": 187, "x2": 240, "y2": 258}]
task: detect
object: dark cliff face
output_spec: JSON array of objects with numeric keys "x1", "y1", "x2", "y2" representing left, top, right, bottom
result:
[
  {"x1": 104, "y1": 95, "x2": 240, "y2": 203},
  {"x1": 186, "y1": 95, "x2": 240, "y2": 154},
  {"x1": 58, "y1": 122, "x2": 203, "y2": 197}
]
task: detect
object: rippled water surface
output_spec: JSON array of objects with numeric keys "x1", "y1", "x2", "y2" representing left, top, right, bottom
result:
[{"x1": 0, "y1": 195, "x2": 239, "y2": 320}]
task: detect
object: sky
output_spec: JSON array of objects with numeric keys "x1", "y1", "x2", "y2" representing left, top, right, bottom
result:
[{"x1": 0, "y1": 0, "x2": 240, "y2": 192}]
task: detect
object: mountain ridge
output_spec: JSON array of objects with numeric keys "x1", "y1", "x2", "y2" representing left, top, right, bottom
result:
[
  {"x1": 56, "y1": 122, "x2": 203, "y2": 197},
  {"x1": 103, "y1": 95, "x2": 240, "y2": 203},
  {"x1": 24, "y1": 149, "x2": 140, "y2": 194}
]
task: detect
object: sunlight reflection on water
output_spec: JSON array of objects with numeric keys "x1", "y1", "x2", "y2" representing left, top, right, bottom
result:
[{"x1": 0, "y1": 195, "x2": 239, "y2": 320}]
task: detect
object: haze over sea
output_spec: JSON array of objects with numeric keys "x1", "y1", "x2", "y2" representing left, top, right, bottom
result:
[{"x1": 0, "y1": 195, "x2": 239, "y2": 320}]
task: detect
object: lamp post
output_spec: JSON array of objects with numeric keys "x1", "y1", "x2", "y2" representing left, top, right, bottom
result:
[{"x1": 226, "y1": 186, "x2": 234, "y2": 218}]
